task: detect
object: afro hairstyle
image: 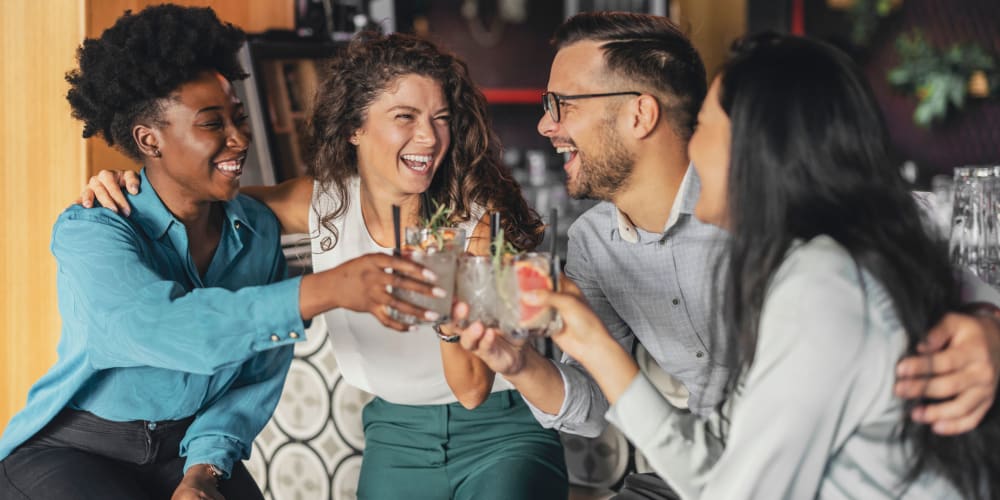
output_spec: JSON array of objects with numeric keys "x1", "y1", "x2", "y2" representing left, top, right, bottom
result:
[{"x1": 66, "y1": 4, "x2": 247, "y2": 161}]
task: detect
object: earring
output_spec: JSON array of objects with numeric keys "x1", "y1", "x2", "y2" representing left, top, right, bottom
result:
[
  {"x1": 349, "y1": 137, "x2": 359, "y2": 145},
  {"x1": 152, "y1": 148, "x2": 161, "y2": 158}
]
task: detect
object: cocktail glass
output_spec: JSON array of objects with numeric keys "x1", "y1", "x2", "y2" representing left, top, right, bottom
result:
[
  {"x1": 455, "y1": 255, "x2": 498, "y2": 328},
  {"x1": 392, "y1": 227, "x2": 466, "y2": 324},
  {"x1": 495, "y1": 252, "x2": 556, "y2": 339}
]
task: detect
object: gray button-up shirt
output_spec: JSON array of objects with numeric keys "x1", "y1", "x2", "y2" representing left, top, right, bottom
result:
[{"x1": 528, "y1": 167, "x2": 731, "y2": 436}]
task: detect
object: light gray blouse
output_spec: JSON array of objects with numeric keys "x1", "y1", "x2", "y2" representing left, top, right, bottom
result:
[{"x1": 606, "y1": 235, "x2": 964, "y2": 499}]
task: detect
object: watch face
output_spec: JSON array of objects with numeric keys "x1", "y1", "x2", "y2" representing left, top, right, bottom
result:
[{"x1": 208, "y1": 464, "x2": 223, "y2": 479}]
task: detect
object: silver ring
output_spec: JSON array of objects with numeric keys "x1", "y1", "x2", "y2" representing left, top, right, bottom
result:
[{"x1": 386, "y1": 305, "x2": 399, "y2": 320}]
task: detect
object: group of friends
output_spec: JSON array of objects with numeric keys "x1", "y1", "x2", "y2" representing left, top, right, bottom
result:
[{"x1": 0, "y1": 4, "x2": 998, "y2": 500}]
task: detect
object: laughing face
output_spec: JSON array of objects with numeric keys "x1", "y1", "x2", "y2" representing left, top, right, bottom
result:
[
  {"x1": 538, "y1": 41, "x2": 636, "y2": 202},
  {"x1": 150, "y1": 70, "x2": 250, "y2": 203},
  {"x1": 353, "y1": 74, "x2": 451, "y2": 197}
]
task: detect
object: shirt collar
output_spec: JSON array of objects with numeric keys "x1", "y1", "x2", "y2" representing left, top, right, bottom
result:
[
  {"x1": 129, "y1": 168, "x2": 256, "y2": 240},
  {"x1": 612, "y1": 164, "x2": 700, "y2": 243}
]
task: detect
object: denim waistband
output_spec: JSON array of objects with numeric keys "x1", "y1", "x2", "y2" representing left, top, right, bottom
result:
[{"x1": 23, "y1": 409, "x2": 194, "y2": 466}]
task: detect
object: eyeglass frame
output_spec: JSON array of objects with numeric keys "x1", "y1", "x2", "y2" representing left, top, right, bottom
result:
[{"x1": 541, "y1": 91, "x2": 642, "y2": 123}]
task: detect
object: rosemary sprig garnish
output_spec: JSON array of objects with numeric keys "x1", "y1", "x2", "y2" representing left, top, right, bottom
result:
[
  {"x1": 420, "y1": 199, "x2": 454, "y2": 251},
  {"x1": 492, "y1": 227, "x2": 521, "y2": 310},
  {"x1": 490, "y1": 228, "x2": 519, "y2": 270}
]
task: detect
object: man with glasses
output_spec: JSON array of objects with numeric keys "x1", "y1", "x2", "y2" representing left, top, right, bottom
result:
[
  {"x1": 459, "y1": 11, "x2": 999, "y2": 500},
  {"x1": 460, "y1": 13, "x2": 733, "y2": 499}
]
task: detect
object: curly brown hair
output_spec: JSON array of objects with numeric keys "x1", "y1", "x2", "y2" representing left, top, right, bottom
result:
[{"x1": 307, "y1": 31, "x2": 543, "y2": 251}]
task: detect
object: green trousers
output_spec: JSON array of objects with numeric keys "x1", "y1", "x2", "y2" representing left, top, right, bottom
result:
[{"x1": 358, "y1": 390, "x2": 568, "y2": 500}]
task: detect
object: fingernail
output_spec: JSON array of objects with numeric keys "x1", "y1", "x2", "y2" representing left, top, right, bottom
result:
[
  {"x1": 128, "y1": 185, "x2": 139, "y2": 194},
  {"x1": 123, "y1": 206, "x2": 131, "y2": 216},
  {"x1": 425, "y1": 311, "x2": 440, "y2": 321},
  {"x1": 82, "y1": 201, "x2": 91, "y2": 208},
  {"x1": 408, "y1": 326, "x2": 418, "y2": 332},
  {"x1": 432, "y1": 287, "x2": 447, "y2": 298},
  {"x1": 423, "y1": 269, "x2": 438, "y2": 282},
  {"x1": 911, "y1": 408, "x2": 925, "y2": 422}
]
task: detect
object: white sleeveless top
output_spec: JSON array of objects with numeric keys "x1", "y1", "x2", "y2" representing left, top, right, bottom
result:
[{"x1": 309, "y1": 177, "x2": 514, "y2": 404}]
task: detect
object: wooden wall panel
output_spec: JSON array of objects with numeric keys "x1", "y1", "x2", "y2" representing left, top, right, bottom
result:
[
  {"x1": 674, "y1": 0, "x2": 748, "y2": 79},
  {"x1": 85, "y1": 0, "x2": 295, "y2": 176},
  {"x1": 0, "y1": 0, "x2": 86, "y2": 432}
]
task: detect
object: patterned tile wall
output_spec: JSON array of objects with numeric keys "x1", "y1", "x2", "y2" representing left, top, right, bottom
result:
[{"x1": 248, "y1": 316, "x2": 641, "y2": 499}]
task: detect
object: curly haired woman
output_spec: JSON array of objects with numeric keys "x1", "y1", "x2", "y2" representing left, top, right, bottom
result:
[
  {"x1": 83, "y1": 31, "x2": 568, "y2": 500},
  {"x1": 0, "y1": 6, "x2": 436, "y2": 500}
]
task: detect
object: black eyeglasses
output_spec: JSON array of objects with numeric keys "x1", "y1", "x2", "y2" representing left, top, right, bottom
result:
[{"x1": 541, "y1": 91, "x2": 641, "y2": 123}]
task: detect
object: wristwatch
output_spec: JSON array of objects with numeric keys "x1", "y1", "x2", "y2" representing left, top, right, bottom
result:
[
  {"x1": 433, "y1": 323, "x2": 461, "y2": 343},
  {"x1": 206, "y1": 464, "x2": 224, "y2": 482}
]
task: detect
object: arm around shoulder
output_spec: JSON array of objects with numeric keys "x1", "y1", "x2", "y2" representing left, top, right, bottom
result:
[{"x1": 241, "y1": 175, "x2": 314, "y2": 235}]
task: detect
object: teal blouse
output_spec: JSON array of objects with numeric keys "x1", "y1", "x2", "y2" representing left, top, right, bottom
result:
[{"x1": 0, "y1": 169, "x2": 306, "y2": 477}]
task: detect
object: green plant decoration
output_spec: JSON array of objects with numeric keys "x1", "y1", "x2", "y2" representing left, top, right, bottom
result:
[
  {"x1": 888, "y1": 30, "x2": 998, "y2": 127},
  {"x1": 844, "y1": 0, "x2": 901, "y2": 46},
  {"x1": 491, "y1": 227, "x2": 520, "y2": 311},
  {"x1": 420, "y1": 199, "x2": 454, "y2": 251},
  {"x1": 490, "y1": 227, "x2": 519, "y2": 272}
]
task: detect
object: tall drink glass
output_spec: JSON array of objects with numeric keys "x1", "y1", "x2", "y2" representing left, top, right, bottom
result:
[
  {"x1": 455, "y1": 255, "x2": 497, "y2": 328},
  {"x1": 495, "y1": 252, "x2": 556, "y2": 339},
  {"x1": 393, "y1": 227, "x2": 466, "y2": 324}
]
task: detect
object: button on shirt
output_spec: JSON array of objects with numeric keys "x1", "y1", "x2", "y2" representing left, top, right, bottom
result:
[
  {"x1": 528, "y1": 167, "x2": 730, "y2": 436},
  {"x1": 0, "y1": 169, "x2": 306, "y2": 477}
]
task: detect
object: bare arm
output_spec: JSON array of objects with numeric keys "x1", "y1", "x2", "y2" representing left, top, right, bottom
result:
[
  {"x1": 241, "y1": 176, "x2": 313, "y2": 235},
  {"x1": 79, "y1": 170, "x2": 313, "y2": 235},
  {"x1": 528, "y1": 278, "x2": 639, "y2": 406}
]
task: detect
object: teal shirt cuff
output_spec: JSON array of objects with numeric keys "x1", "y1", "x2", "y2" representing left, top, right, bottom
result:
[
  {"x1": 183, "y1": 435, "x2": 243, "y2": 478},
  {"x1": 251, "y1": 275, "x2": 308, "y2": 351}
]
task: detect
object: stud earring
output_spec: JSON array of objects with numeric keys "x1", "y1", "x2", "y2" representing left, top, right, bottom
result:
[{"x1": 152, "y1": 148, "x2": 161, "y2": 158}]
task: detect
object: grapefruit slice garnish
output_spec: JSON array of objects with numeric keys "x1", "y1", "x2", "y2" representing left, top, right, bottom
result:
[{"x1": 515, "y1": 260, "x2": 553, "y2": 325}]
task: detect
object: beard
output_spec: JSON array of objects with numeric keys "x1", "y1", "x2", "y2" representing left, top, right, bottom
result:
[{"x1": 567, "y1": 120, "x2": 636, "y2": 201}]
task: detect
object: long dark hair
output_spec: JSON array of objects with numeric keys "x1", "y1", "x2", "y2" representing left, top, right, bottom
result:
[
  {"x1": 307, "y1": 31, "x2": 543, "y2": 251},
  {"x1": 718, "y1": 34, "x2": 998, "y2": 498}
]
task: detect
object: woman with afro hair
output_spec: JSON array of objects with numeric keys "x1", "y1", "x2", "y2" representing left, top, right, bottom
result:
[{"x1": 0, "y1": 5, "x2": 438, "y2": 499}]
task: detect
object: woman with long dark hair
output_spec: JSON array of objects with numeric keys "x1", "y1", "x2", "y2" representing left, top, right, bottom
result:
[
  {"x1": 532, "y1": 33, "x2": 999, "y2": 498},
  {"x1": 81, "y1": 31, "x2": 565, "y2": 499}
]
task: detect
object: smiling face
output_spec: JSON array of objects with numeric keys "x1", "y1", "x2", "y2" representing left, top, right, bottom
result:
[
  {"x1": 537, "y1": 41, "x2": 636, "y2": 201},
  {"x1": 352, "y1": 74, "x2": 451, "y2": 197},
  {"x1": 146, "y1": 70, "x2": 250, "y2": 203},
  {"x1": 689, "y1": 77, "x2": 732, "y2": 227}
]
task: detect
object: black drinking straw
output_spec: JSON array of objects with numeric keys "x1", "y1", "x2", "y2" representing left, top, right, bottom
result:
[
  {"x1": 490, "y1": 212, "x2": 501, "y2": 257},
  {"x1": 392, "y1": 204, "x2": 402, "y2": 255},
  {"x1": 548, "y1": 208, "x2": 559, "y2": 291}
]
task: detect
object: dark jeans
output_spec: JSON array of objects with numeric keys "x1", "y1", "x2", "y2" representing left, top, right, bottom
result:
[{"x1": 0, "y1": 409, "x2": 263, "y2": 500}]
